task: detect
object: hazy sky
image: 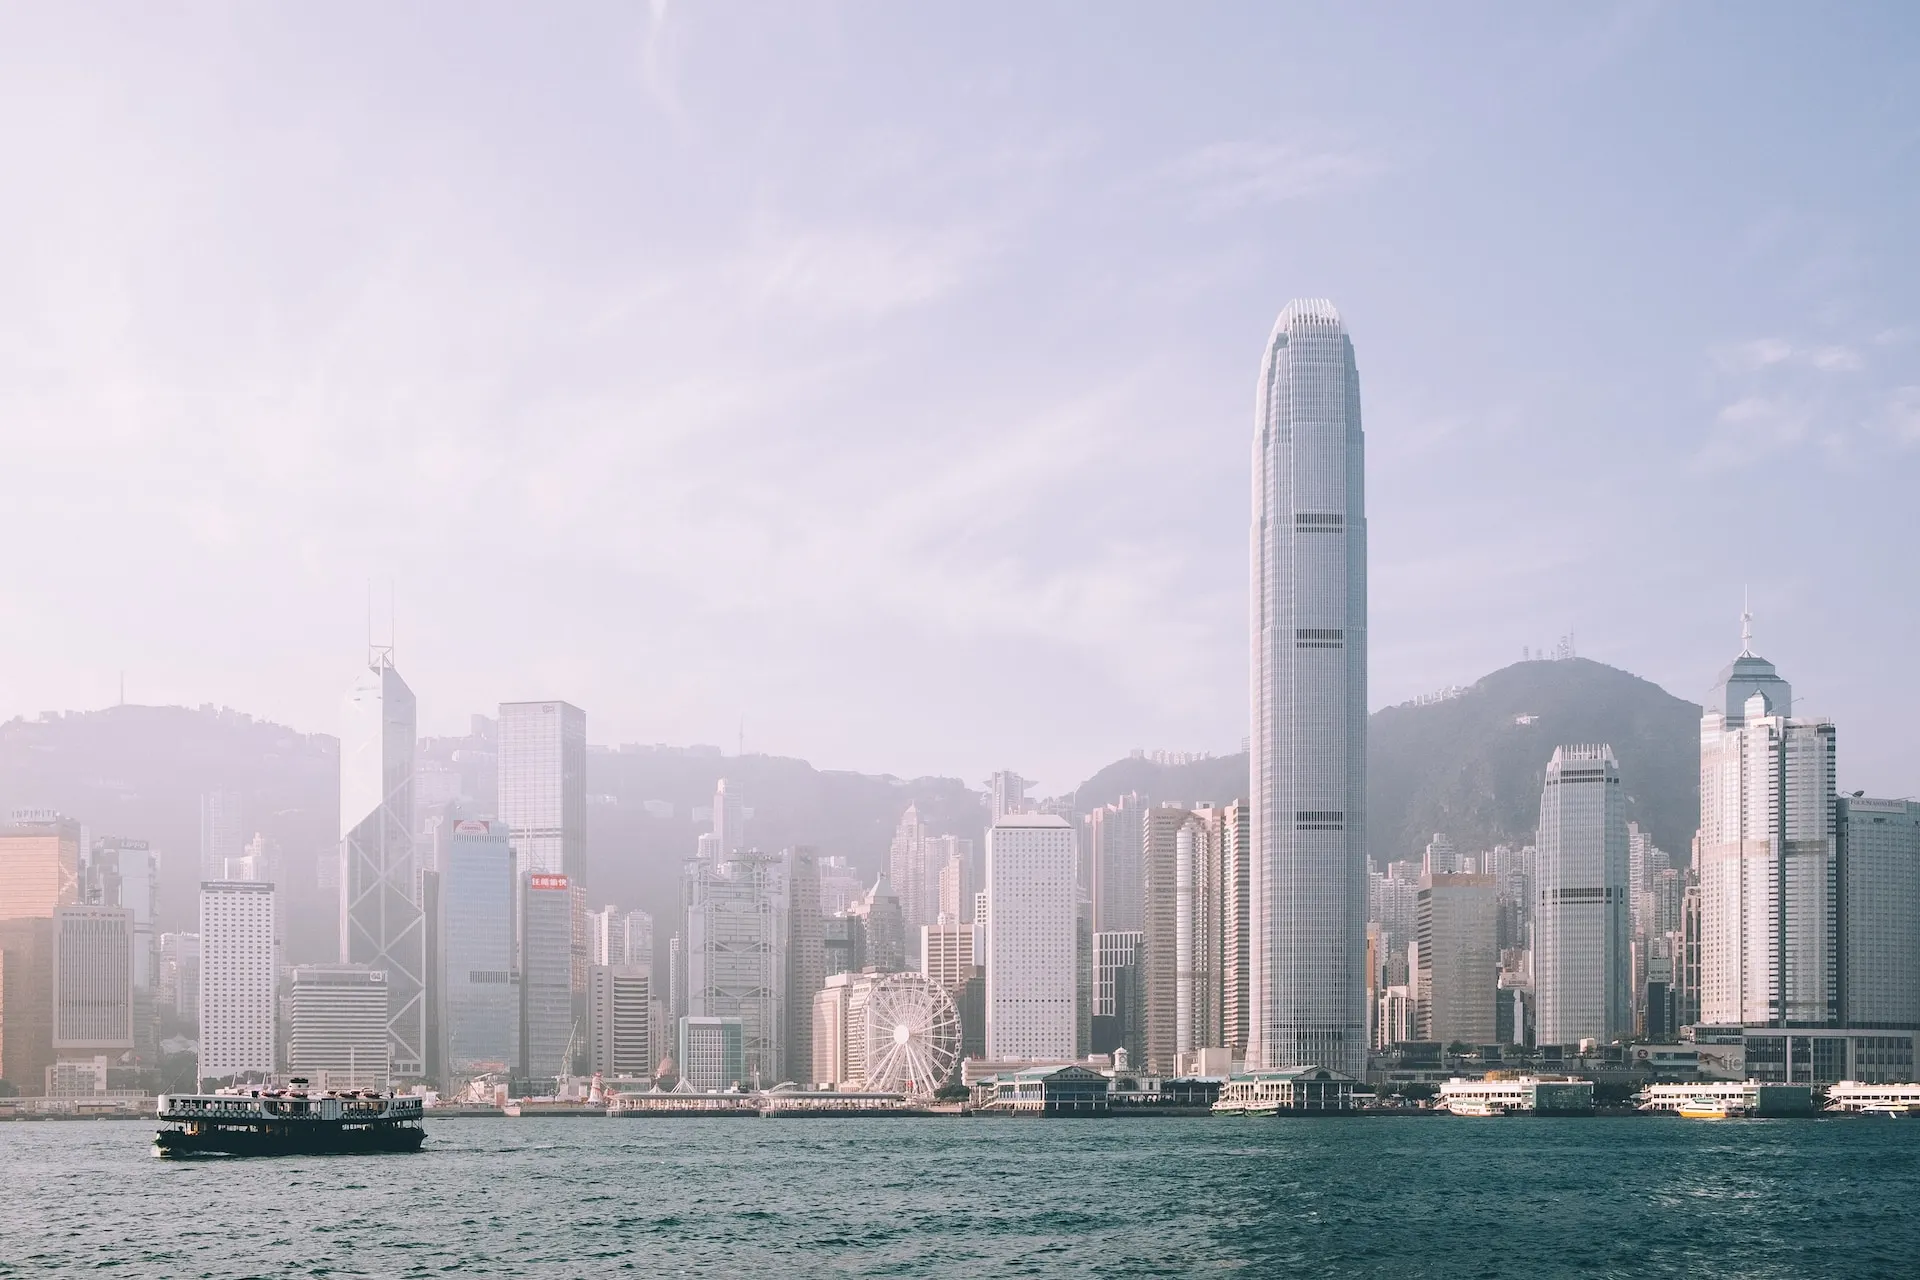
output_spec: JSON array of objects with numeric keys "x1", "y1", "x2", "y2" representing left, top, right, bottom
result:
[{"x1": 3, "y1": 4, "x2": 1916, "y2": 797}]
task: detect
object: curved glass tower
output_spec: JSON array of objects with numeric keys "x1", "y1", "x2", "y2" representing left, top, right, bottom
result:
[{"x1": 1249, "y1": 298, "x2": 1367, "y2": 1074}]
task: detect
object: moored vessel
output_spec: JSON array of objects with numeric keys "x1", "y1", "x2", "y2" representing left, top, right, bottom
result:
[
  {"x1": 1676, "y1": 1096, "x2": 1750, "y2": 1120},
  {"x1": 153, "y1": 1080, "x2": 425, "y2": 1157}
]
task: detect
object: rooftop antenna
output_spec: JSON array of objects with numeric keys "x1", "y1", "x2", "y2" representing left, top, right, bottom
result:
[{"x1": 1740, "y1": 587, "x2": 1754, "y2": 657}]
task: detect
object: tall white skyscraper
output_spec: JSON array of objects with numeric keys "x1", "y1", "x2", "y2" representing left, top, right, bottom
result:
[
  {"x1": 984, "y1": 813, "x2": 1076, "y2": 1061},
  {"x1": 1535, "y1": 745, "x2": 1629, "y2": 1045},
  {"x1": 499, "y1": 702, "x2": 587, "y2": 880},
  {"x1": 1085, "y1": 793, "x2": 1144, "y2": 934},
  {"x1": 710, "y1": 777, "x2": 745, "y2": 856},
  {"x1": 340, "y1": 649, "x2": 424, "y2": 1077},
  {"x1": 199, "y1": 880, "x2": 276, "y2": 1081},
  {"x1": 500, "y1": 700, "x2": 588, "y2": 1018},
  {"x1": 1249, "y1": 298, "x2": 1368, "y2": 1074},
  {"x1": 1699, "y1": 620, "x2": 1838, "y2": 1027}
]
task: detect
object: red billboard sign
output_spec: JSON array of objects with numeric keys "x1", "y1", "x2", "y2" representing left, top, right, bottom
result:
[{"x1": 529, "y1": 873, "x2": 570, "y2": 891}]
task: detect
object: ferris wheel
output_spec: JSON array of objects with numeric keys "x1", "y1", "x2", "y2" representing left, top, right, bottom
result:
[{"x1": 858, "y1": 974, "x2": 961, "y2": 1100}]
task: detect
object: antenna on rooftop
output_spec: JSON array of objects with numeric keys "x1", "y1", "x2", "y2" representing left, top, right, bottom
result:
[{"x1": 1740, "y1": 587, "x2": 1754, "y2": 657}]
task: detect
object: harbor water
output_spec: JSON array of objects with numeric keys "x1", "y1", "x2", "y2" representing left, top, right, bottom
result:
[{"x1": 1, "y1": 1115, "x2": 1916, "y2": 1276}]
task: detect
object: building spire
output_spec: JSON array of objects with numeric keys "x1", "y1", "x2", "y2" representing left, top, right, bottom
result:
[{"x1": 1740, "y1": 588, "x2": 1753, "y2": 657}]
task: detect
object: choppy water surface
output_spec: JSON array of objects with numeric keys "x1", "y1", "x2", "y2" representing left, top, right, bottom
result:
[{"x1": 2, "y1": 1115, "x2": 1916, "y2": 1277}]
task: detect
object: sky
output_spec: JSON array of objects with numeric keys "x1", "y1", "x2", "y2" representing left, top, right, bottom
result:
[{"x1": 1, "y1": 3, "x2": 1916, "y2": 797}]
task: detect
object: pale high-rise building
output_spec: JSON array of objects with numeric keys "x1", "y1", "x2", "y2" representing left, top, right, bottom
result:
[
  {"x1": 1218, "y1": 800, "x2": 1251, "y2": 1056},
  {"x1": 1414, "y1": 874, "x2": 1497, "y2": 1046},
  {"x1": 1535, "y1": 745, "x2": 1630, "y2": 1045},
  {"x1": 89, "y1": 838, "x2": 157, "y2": 991},
  {"x1": 198, "y1": 791, "x2": 246, "y2": 884},
  {"x1": 587, "y1": 964, "x2": 652, "y2": 1079},
  {"x1": 52, "y1": 905, "x2": 135, "y2": 1061},
  {"x1": 445, "y1": 819, "x2": 517, "y2": 1073},
  {"x1": 1140, "y1": 805, "x2": 1195, "y2": 1074},
  {"x1": 340, "y1": 650, "x2": 424, "y2": 1078},
  {"x1": 683, "y1": 853, "x2": 786, "y2": 1085},
  {"x1": 199, "y1": 880, "x2": 276, "y2": 1081},
  {"x1": 922, "y1": 922, "x2": 978, "y2": 990},
  {"x1": 499, "y1": 701, "x2": 588, "y2": 1007},
  {"x1": 984, "y1": 813, "x2": 1076, "y2": 1061},
  {"x1": 1422, "y1": 834, "x2": 1457, "y2": 878},
  {"x1": 784, "y1": 848, "x2": 825, "y2": 1085},
  {"x1": 887, "y1": 804, "x2": 933, "y2": 928},
  {"x1": 288, "y1": 964, "x2": 391, "y2": 1089},
  {"x1": 1085, "y1": 794, "x2": 1145, "y2": 934},
  {"x1": 1699, "y1": 620, "x2": 1838, "y2": 1027},
  {"x1": 623, "y1": 909, "x2": 654, "y2": 967},
  {"x1": 158, "y1": 932, "x2": 201, "y2": 1020},
  {"x1": 710, "y1": 778, "x2": 745, "y2": 856},
  {"x1": 1838, "y1": 797, "x2": 1920, "y2": 1029},
  {"x1": 987, "y1": 771, "x2": 1032, "y2": 823},
  {"x1": 1249, "y1": 298, "x2": 1369, "y2": 1074}
]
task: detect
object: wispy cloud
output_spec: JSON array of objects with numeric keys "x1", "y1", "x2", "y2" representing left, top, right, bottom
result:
[
  {"x1": 1697, "y1": 395, "x2": 1812, "y2": 470},
  {"x1": 1873, "y1": 386, "x2": 1920, "y2": 446},
  {"x1": 1156, "y1": 138, "x2": 1382, "y2": 217}
]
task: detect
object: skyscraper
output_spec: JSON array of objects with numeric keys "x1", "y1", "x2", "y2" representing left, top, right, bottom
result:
[
  {"x1": 1414, "y1": 874, "x2": 1497, "y2": 1046},
  {"x1": 520, "y1": 871, "x2": 575, "y2": 1081},
  {"x1": 288, "y1": 964, "x2": 391, "y2": 1089},
  {"x1": 587, "y1": 963, "x2": 652, "y2": 1079},
  {"x1": 1249, "y1": 298, "x2": 1368, "y2": 1074},
  {"x1": 1534, "y1": 745, "x2": 1629, "y2": 1045},
  {"x1": 1838, "y1": 797, "x2": 1920, "y2": 1029},
  {"x1": 984, "y1": 813, "x2": 1076, "y2": 1061},
  {"x1": 784, "y1": 847, "x2": 826, "y2": 1085},
  {"x1": 499, "y1": 702, "x2": 588, "y2": 1013},
  {"x1": 710, "y1": 777, "x2": 745, "y2": 856},
  {"x1": 199, "y1": 880, "x2": 276, "y2": 1082},
  {"x1": 1218, "y1": 799, "x2": 1252, "y2": 1057},
  {"x1": 198, "y1": 791, "x2": 246, "y2": 884},
  {"x1": 1699, "y1": 620, "x2": 1838, "y2": 1027},
  {"x1": 1086, "y1": 793, "x2": 1144, "y2": 934},
  {"x1": 340, "y1": 650, "x2": 424, "y2": 1078},
  {"x1": 444, "y1": 819, "x2": 517, "y2": 1073},
  {"x1": 683, "y1": 853, "x2": 786, "y2": 1084},
  {"x1": 52, "y1": 905, "x2": 135, "y2": 1068},
  {"x1": 1141, "y1": 805, "x2": 1188, "y2": 1075}
]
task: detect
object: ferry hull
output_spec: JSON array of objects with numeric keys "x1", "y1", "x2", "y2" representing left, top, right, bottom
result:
[{"x1": 153, "y1": 1125, "x2": 425, "y2": 1158}]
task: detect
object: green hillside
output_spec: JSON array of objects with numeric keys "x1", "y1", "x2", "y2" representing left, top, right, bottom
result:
[{"x1": 1073, "y1": 658, "x2": 1703, "y2": 862}]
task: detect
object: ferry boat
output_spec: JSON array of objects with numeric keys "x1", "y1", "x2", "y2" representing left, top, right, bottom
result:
[
  {"x1": 153, "y1": 1081, "x2": 425, "y2": 1157},
  {"x1": 1446, "y1": 1097, "x2": 1511, "y2": 1118},
  {"x1": 1210, "y1": 1099, "x2": 1246, "y2": 1117},
  {"x1": 1243, "y1": 1100, "x2": 1281, "y2": 1118},
  {"x1": 1676, "y1": 1096, "x2": 1750, "y2": 1120}
]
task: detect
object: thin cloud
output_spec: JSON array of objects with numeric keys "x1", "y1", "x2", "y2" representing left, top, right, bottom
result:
[{"x1": 1158, "y1": 138, "x2": 1382, "y2": 217}]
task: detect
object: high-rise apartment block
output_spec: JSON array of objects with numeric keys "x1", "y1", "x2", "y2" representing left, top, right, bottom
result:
[
  {"x1": 445, "y1": 819, "x2": 517, "y2": 1073},
  {"x1": 1218, "y1": 800, "x2": 1251, "y2": 1056},
  {"x1": 288, "y1": 964, "x2": 391, "y2": 1088},
  {"x1": 1699, "y1": 626, "x2": 1838, "y2": 1027},
  {"x1": 1534, "y1": 745, "x2": 1629, "y2": 1045},
  {"x1": 340, "y1": 651, "x2": 424, "y2": 1078},
  {"x1": 984, "y1": 813, "x2": 1076, "y2": 1061},
  {"x1": 1414, "y1": 874, "x2": 1496, "y2": 1046},
  {"x1": 1085, "y1": 793, "x2": 1144, "y2": 934},
  {"x1": 158, "y1": 932, "x2": 200, "y2": 1020},
  {"x1": 199, "y1": 880, "x2": 276, "y2": 1081},
  {"x1": 1249, "y1": 299, "x2": 1369, "y2": 1075}
]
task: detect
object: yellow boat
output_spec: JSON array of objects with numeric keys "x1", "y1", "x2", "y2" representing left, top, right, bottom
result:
[{"x1": 1677, "y1": 1096, "x2": 1749, "y2": 1119}]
